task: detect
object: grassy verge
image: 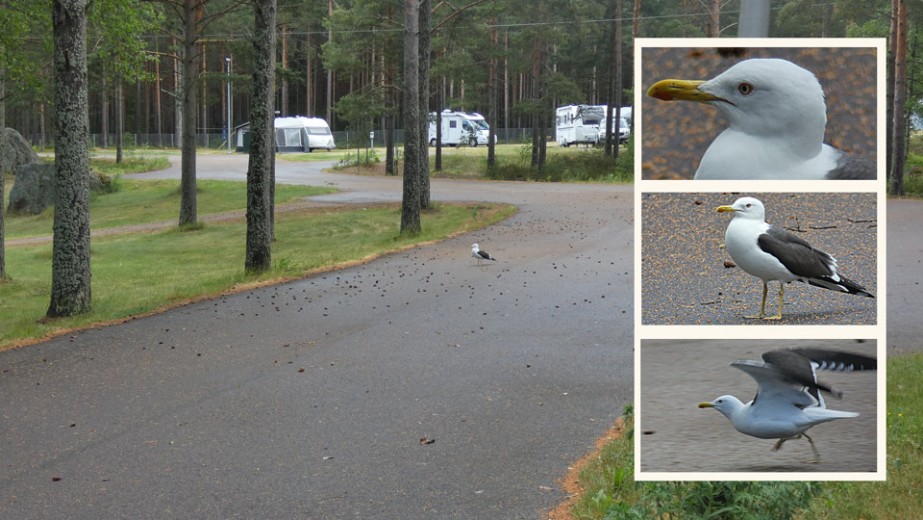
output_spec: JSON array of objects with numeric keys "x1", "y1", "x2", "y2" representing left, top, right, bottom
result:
[
  {"x1": 89, "y1": 155, "x2": 171, "y2": 176},
  {"x1": 281, "y1": 142, "x2": 634, "y2": 183},
  {"x1": 6, "y1": 179, "x2": 335, "y2": 239},
  {"x1": 903, "y1": 133, "x2": 923, "y2": 196},
  {"x1": 565, "y1": 354, "x2": 923, "y2": 519},
  {"x1": 2, "y1": 178, "x2": 515, "y2": 350},
  {"x1": 798, "y1": 353, "x2": 923, "y2": 519}
]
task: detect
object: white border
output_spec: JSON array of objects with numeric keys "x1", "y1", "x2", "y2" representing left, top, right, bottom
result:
[{"x1": 633, "y1": 37, "x2": 887, "y2": 481}]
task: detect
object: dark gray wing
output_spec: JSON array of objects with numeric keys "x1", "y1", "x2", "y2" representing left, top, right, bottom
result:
[
  {"x1": 759, "y1": 226, "x2": 874, "y2": 297},
  {"x1": 758, "y1": 226, "x2": 835, "y2": 279},
  {"x1": 762, "y1": 348, "x2": 877, "y2": 402}
]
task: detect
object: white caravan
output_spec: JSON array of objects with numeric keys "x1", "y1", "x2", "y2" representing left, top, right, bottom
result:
[
  {"x1": 555, "y1": 105, "x2": 605, "y2": 147},
  {"x1": 428, "y1": 110, "x2": 492, "y2": 147},
  {"x1": 236, "y1": 116, "x2": 335, "y2": 152}
]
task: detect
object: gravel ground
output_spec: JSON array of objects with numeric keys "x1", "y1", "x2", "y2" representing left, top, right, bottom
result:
[{"x1": 641, "y1": 192, "x2": 878, "y2": 325}]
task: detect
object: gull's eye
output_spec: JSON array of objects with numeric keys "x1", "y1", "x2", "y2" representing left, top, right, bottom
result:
[
  {"x1": 745, "y1": 203, "x2": 752, "y2": 208},
  {"x1": 738, "y1": 82, "x2": 754, "y2": 95}
]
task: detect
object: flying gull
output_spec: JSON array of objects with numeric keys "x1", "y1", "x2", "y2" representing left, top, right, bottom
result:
[
  {"x1": 471, "y1": 243, "x2": 497, "y2": 266},
  {"x1": 698, "y1": 347, "x2": 876, "y2": 463},
  {"x1": 717, "y1": 197, "x2": 874, "y2": 320},
  {"x1": 647, "y1": 58, "x2": 875, "y2": 180}
]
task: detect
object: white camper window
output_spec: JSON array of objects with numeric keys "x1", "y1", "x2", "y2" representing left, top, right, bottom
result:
[
  {"x1": 449, "y1": 121, "x2": 457, "y2": 129},
  {"x1": 283, "y1": 128, "x2": 302, "y2": 147},
  {"x1": 307, "y1": 127, "x2": 330, "y2": 135}
]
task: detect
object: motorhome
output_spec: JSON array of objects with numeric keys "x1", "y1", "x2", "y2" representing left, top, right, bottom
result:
[
  {"x1": 236, "y1": 116, "x2": 335, "y2": 152},
  {"x1": 428, "y1": 110, "x2": 492, "y2": 147},
  {"x1": 555, "y1": 105, "x2": 605, "y2": 147},
  {"x1": 598, "y1": 117, "x2": 631, "y2": 144}
]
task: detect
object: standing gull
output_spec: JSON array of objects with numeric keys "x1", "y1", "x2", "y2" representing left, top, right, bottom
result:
[
  {"x1": 698, "y1": 347, "x2": 876, "y2": 463},
  {"x1": 647, "y1": 58, "x2": 875, "y2": 180},
  {"x1": 471, "y1": 243, "x2": 497, "y2": 266},
  {"x1": 717, "y1": 197, "x2": 874, "y2": 320}
]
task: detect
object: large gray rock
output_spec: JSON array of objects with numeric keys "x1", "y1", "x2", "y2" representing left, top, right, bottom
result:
[
  {"x1": 7, "y1": 162, "x2": 56, "y2": 215},
  {"x1": 0, "y1": 128, "x2": 39, "y2": 175},
  {"x1": 8, "y1": 162, "x2": 107, "y2": 216}
]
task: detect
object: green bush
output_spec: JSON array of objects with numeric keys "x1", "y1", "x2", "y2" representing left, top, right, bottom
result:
[
  {"x1": 606, "y1": 481, "x2": 820, "y2": 520},
  {"x1": 487, "y1": 141, "x2": 633, "y2": 182},
  {"x1": 93, "y1": 173, "x2": 123, "y2": 195},
  {"x1": 335, "y1": 148, "x2": 381, "y2": 168}
]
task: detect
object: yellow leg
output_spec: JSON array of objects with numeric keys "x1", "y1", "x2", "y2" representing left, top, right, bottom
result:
[
  {"x1": 804, "y1": 432, "x2": 821, "y2": 463},
  {"x1": 772, "y1": 433, "x2": 820, "y2": 463},
  {"x1": 764, "y1": 283, "x2": 784, "y2": 320},
  {"x1": 745, "y1": 282, "x2": 768, "y2": 319}
]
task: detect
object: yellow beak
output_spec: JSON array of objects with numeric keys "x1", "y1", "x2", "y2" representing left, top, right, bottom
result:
[
  {"x1": 716, "y1": 205, "x2": 738, "y2": 213},
  {"x1": 698, "y1": 402, "x2": 715, "y2": 408},
  {"x1": 647, "y1": 79, "x2": 719, "y2": 103}
]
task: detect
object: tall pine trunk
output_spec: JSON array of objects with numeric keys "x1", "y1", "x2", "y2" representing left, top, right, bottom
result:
[
  {"x1": 0, "y1": 129, "x2": 5, "y2": 279},
  {"x1": 400, "y1": 0, "x2": 421, "y2": 235},
  {"x1": 487, "y1": 19, "x2": 498, "y2": 171},
  {"x1": 245, "y1": 0, "x2": 277, "y2": 273},
  {"x1": 116, "y1": 78, "x2": 124, "y2": 163},
  {"x1": 48, "y1": 0, "x2": 92, "y2": 317},
  {"x1": 418, "y1": 0, "x2": 431, "y2": 209},
  {"x1": 890, "y1": 0, "x2": 908, "y2": 195},
  {"x1": 179, "y1": 0, "x2": 199, "y2": 227}
]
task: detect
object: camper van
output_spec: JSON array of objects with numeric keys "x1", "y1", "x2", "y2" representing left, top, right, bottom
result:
[
  {"x1": 236, "y1": 116, "x2": 335, "y2": 152},
  {"x1": 555, "y1": 105, "x2": 605, "y2": 147},
  {"x1": 428, "y1": 110, "x2": 492, "y2": 147},
  {"x1": 597, "y1": 117, "x2": 631, "y2": 144}
]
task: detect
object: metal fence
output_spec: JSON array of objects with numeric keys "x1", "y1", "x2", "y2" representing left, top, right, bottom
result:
[{"x1": 28, "y1": 128, "x2": 539, "y2": 151}]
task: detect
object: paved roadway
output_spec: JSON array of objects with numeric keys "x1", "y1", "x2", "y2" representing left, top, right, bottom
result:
[
  {"x1": 2, "y1": 153, "x2": 921, "y2": 517},
  {"x1": 1, "y1": 154, "x2": 635, "y2": 519}
]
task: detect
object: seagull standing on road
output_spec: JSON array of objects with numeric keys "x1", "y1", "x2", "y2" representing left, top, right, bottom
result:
[
  {"x1": 717, "y1": 197, "x2": 874, "y2": 320},
  {"x1": 471, "y1": 243, "x2": 497, "y2": 266}
]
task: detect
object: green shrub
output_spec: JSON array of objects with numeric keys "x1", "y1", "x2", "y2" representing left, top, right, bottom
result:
[
  {"x1": 607, "y1": 481, "x2": 820, "y2": 520},
  {"x1": 335, "y1": 148, "x2": 381, "y2": 169},
  {"x1": 93, "y1": 173, "x2": 123, "y2": 194},
  {"x1": 487, "y1": 142, "x2": 633, "y2": 182}
]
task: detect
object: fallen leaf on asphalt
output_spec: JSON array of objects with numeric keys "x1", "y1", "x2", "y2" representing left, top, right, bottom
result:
[{"x1": 419, "y1": 436, "x2": 435, "y2": 445}]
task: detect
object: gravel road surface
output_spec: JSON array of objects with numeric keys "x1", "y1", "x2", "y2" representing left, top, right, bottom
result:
[{"x1": 642, "y1": 192, "x2": 878, "y2": 325}]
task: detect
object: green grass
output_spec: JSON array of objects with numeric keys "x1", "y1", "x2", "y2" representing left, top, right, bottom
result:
[
  {"x1": 0, "y1": 201, "x2": 515, "y2": 349},
  {"x1": 276, "y1": 148, "x2": 350, "y2": 163},
  {"x1": 567, "y1": 355, "x2": 923, "y2": 519},
  {"x1": 797, "y1": 353, "x2": 923, "y2": 519},
  {"x1": 902, "y1": 133, "x2": 923, "y2": 197},
  {"x1": 570, "y1": 408, "x2": 819, "y2": 519},
  {"x1": 281, "y1": 142, "x2": 634, "y2": 183},
  {"x1": 89, "y1": 155, "x2": 171, "y2": 176},
  {"x1": 5, "y1": 179, "x2": 335, "y2": 240}
]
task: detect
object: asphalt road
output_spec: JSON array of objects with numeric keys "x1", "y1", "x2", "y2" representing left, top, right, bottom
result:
[
  {"x1": 639, "y1": 339, "x2": 877, "y2": 474},
  {"x1": 3, "y1": 153, "x2": 921, "y2": 517},
  {"x1": 0, "y1": 154, "x2": 635, "y2": 519}
]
